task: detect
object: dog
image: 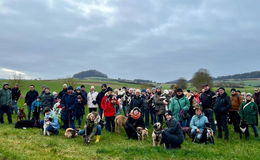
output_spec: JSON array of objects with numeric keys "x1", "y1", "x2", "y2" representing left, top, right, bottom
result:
[
  {"x1": 65, "y1": 128, "x2": 78, "y2": 138},
  {"x1": 115, "y1": 115, "x2": 128, "y2": 134},
  {"x1": 15, "y1": 120, "x2": 40, "y2": 129},
  {"x1": 239, "y1": 120, "x2": 249, "y2": 139},
  {"x1": 136, "y1": 127, "x2": 148, "y2": 141},
  {"x1": 200, "y1": 126, "x2": 214, "y2": 144},
  {"x1": 43, "y1": 119, "x2": 51, "y2": 136},
  {"x1": 17, "y1": 108, "x2": 26, "y2": 121},
  {"x1": 152, "y1": 122, "x2": 163, "y2": 147}
]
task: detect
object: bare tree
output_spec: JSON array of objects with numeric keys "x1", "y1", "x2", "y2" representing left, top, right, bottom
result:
[{"x1": 8, "y1": 73, "x2": 24, "y2": 88}]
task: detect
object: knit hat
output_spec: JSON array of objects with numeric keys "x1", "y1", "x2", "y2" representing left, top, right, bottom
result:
[
  {"x1": 63, "y1": 84, "x2": 68, "y2": 88},
  {"x1": 218, "y1": 87, "x2": 225, "y2": 91},
  {"x1": 246, "y1": 93, "x2": 252, "y2": 97},
  {"x1": 176, "y1": 88, "x2": 183, "y2": 92},
  {"x1": 107, "y1": 87, "x2": 113, "y2": 92},
  {"x1": 67, "y1": 86, "x2": 74, "y2": 90},
  {"x1": 81, "y1": 85, "x2": 85, "y2": 88},
  {"x1": 3, "y1": 82, "x2": 9, "y2": 87},
  {"x1": 101, "y1": 84, "x2": 107, "y2": 88},
  {"x1": 165, "y1": 110, "x2": 173, "y2": 116},
  {"x1": 230, "y1": 88, "x2": 236, "y2": 92},
  {"x1": 141, "y1": 89, "x2": 146, "y2": 93},
  {"x1": 76, "y1": 86, "x2": 81, "y2": 90}
]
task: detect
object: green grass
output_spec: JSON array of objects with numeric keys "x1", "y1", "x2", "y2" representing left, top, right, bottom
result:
[{"x1": 0, "y1": 80, "x2": 259, "y2": 160}]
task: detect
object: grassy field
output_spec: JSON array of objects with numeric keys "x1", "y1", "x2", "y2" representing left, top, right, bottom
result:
[{"x1": 0, "y1": 80, "x2": 259, "y2": 160}]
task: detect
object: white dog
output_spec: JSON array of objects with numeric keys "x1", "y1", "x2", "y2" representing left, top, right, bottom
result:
[{"x1": 43, "y1": 120, "x2": 51, "y2": 136}]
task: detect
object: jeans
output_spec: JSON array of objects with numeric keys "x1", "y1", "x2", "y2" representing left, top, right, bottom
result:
[
  {"x1": 12, "y1": 100, "x2": 18, "y2": 114},
  {"x1": 179, "y1": 120, "x2": 188, "y2": 128},
  {"x1": 0, "y1": 105, "x2": 12, "y2": 124},
  {"x1": 78, "y1": 125, "x2": 102, "y2": 136},
  {"x1": 191, "y1": 129, "x2": 203, "y2": 140},
  {"x1": 105, "y1": 116, "x2": 115, "y2": 132},
  {"x1": 123, "y1": 106, "x2": 127, "y2": 116},
  {"x1": 27, "y1": 105, "x2": 32, "y2": 120},
  {"x1": 150, "y1": 110, "x2": 157, "y2": 125},
  {"x1": 98, "y1": 108, "x2": 103, "y2": 119},
  {"x1": 248, "y1": 124, "x2": 259, "y2": 137},
  {"x1": 142, "y1": 109, "x2": 150, "y2": 128}
]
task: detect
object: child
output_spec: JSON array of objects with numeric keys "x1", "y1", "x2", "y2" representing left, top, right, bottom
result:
[
  {"x1": 74, "y1": 95, "x2": 85, "y2": 128},
  {"x1": 31, "y1": 96, "x2": 42, "y2": 122},
  {"x1": 53, "y1": 98, "x2": 62, "y2": 116}
]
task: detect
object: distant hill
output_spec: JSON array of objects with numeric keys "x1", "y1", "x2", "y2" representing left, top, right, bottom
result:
[
  {"x1": 214, "y1": 71, "x2": 260, "y2": 80},
  {"x1": 73, "y1": 70, "x2": 108, "y2": 79}
]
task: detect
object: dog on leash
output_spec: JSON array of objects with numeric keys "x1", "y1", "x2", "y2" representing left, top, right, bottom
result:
[
  {"x1": 115, "y1": 115, "x2": 128, "y2": 134},
  {"x1": 152, "y1": 122, "x2": 163, "y2": 147},
  {"x1": 200, "y1": 125, "x2": 214, "y2": 144},
  {"x1": 136, "y1": 127, "x2": 148, "y2": 141},
  {"x1": 65, "y1": 128, "x2": 78, "y2": 138},
  {"x1": 17, "y1": 108, "x2": 26, "y2": 121},
  {"x1": 239, "y1": 120, "x2": 249, "y2": 139}
]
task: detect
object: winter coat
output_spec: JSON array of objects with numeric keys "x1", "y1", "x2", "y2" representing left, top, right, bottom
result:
[
  {"x1": 101, "y1": 95, "x2": 118, "y2": 117},
  {"x1": 240, "y1": 101, "x2": 258, "y2": 125},
  {"x1": 190, "y1": 114, "x2": 209, "y2": 132},
  {"x1": 96, "y1": 90, "x2": 107, "y2": 108},
  {"x1": 74, "y1": 101, "x2": 85, "y2": 118},
  {"x1": 164, "y1": 118, "x2": 184, "y2": 144},
  {"x1": 125, "y1": 114, "x2": 145, "y2": 131},
  {"x1": 85, "y1": 113, "x2": 101, "y2": 139},
  {"x1": 41, "y1": 92, "x2": 54, "y2": 109},
  {"x1": 230, "y1": 94, "x2": 242, "y2": 111},
  {"x1": 200, "y1": 90, "x2": 216, "y2": 109},
  {"x1": 0, "y1": 88, "x2": 12, "y2": 106},
  {"x1": 253, "y1": 92, "x2": 260, "y2": 107},
  {"x1": 58, "y1": 89, "x2": 67, "y2": 99},
  {"x1": 61, "y1": 93, "x2": 77, "y2": 120},
  {"x1": 214, "y1": 92, "x2": 231, "y2": 114},
  {"x1": 129, "y1": 95, "x2": 144, "y2": 112},
  {"x1": 87, "y1": 91, "x2": 98, "y2": 108},
  {"x1": 31, "y1": 100, "x2": 42, "y2": 113},
  {"x1": 11, "y1": 88, "x2": 21, "y2": 101},
  {"x1": 25, "y1": 90, "x2": 39, "y2": 106},
  {"x1": 153, "y1": 93, "x2": 166, "y2": 115},
  {"x1": 168, "y1": 95, "x2": 190, "y2": 121},
  {"x1": 44, "y1": 111, "x2": 60, "y2": 129}
]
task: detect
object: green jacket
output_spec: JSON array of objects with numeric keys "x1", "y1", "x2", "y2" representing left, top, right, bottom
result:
[
  {"x1": 239, "y1": 101, "x2": 258, "y2": 125},
  {"x1": 0, "y1": 88, "x2": 12, "y2": 106},
  {"x1": 169, "y1": 95, "x2": 190, "y2": 121}
]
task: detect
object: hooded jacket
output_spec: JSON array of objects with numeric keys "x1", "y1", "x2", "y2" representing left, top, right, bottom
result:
[
  {"x1": 0, "y1": 85, "x2": 12, "y2": 106},
  {"x1": 214, "y1": 92, "x2": 231, "y2": 114}
]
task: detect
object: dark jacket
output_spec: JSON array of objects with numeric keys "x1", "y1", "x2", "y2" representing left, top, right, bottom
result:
[
  {"x1": 200, "y1": 90, "x2": 216, "y2": 109},
  {"x1": 153, "y1": 93, "x2": 166, "y2": 115},
  {"x1": 11, "y1": 88, "x2": 21, "y2": 101},
  {"x1": 253, "y1": 92, "x2": 260, "y2": 107},
  {"x1": 96, "y1": 90, "x2": 107, "y2": 108},
  {"x1": 164, "y1": 118, "x2": 184, "y2": 144},
  {"x1": 129, "y1": 95, "x2": 144, "y2": 112},
  {"x1": 74, "y1": 101, "x2": 85, "y2": 118},
  {"x1": 41, "y1": 92, "x2": 54, "y2": 108},
  {"x1": 58, "y1": 89, "x2": 67, "y2": 99},
  {"x1": 125, "y1": 115, "x2": 145, "y2": 131},
  {"x1": 61, "y1": 93, "x2": 77, "y2": 120},
  {"x1": 25, "y1": 90, "x2": 39, "y2": 106},
  {"x1": 214, "y1": 92, "x2": 231, "y2": 114}
]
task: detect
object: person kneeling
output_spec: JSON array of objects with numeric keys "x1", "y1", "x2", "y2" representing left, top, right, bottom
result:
[
  {"x1": 125, "y1": 107, "x2": 145, "y2": 140},
  {"x1": 161, "y1": 111, "x2": 184, "y2": 149},
  {"x1": 78, "y1": 112, "x2": 102, "y2": 143},
  {"x1": 40, "y1": 107, "x2": 60, "y2": 135},
  {"x1": 190, "y1": 106, "x2": 210, "y2": 143}
]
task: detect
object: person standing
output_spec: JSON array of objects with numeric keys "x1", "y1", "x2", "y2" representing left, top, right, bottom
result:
[
  {"x1": 229, "y1": 88, "x2": 242, "y2": 133},
  {"x1": 11, "y1": 84, "x2": 21, "y2": 114},
  {"x1": 200, "y1": 84, "x2": 216, "y2": 132},
  {"x1": 24, "y1": 85, "x2": 39, "y2": 120},
  {"x1": 87, "y1": 86, "x2": 98, "y2": 113},
  {"x1": 153, "y1": 87, "x2": 168, "y2": 124},
  {"x1": 61, "y1": 86, "x2": 77, "y2": 129},
  {"x1": 214, "y1": 87, "x2": 231, "y2": 140},
  {"x1": 240, "y1": 93, "x2": 259, "y2": 138},
  {"x1": 41, "y1": 87, "x2": 54, "y2": 110},
  {"x1": 96, "y1": 84, "x2": 107, "y2": 119},
  {"x1": 168, "y1": 88, "x2": 190, "y2": 127},
  {"x1": 0, "y1": 83, "x2": 12, "y2": 124},
  {"x1": 253, "y1": 88, "x2": 260, "y2": 126},
  {"x1": 58, "y1": 84, "x2": 68, "y2": 99}
]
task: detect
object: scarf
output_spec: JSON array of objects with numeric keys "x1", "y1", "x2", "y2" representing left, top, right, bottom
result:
[{"x1": 130, "y1": 112, "x2": 141, "y2": 120}]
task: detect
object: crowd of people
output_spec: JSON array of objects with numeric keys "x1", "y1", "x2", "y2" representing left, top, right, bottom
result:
[{"x1": 0, "y1": 82, "x2": 260, "y2": 149}]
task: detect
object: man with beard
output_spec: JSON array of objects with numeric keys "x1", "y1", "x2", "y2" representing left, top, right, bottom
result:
[
  {"x1": 200, "y1": 84, "x2": 216, "y2": 132},
  {"x1": 214, "y1": 87, "x2": 231, "y2": 140},
  {"x1": 96, "y1": 84, "x2": 107, "y2": 119}
]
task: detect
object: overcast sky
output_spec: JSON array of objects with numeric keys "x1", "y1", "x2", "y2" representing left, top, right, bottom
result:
[{"x1": 0, "y1": 0, "x2": 260, "y2": 82}]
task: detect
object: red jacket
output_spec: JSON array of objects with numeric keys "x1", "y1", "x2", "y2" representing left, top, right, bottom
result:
[{"x1": 101, "y1": 96, "x2": 118, "y2": 117}]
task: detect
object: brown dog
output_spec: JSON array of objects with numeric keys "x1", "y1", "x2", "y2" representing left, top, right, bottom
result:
[
  {"x1": 17, "y1": 108, "x2": 26, "y2": 121},
  {"x1": 136, "y1": 127, "x2": 148, "y2": 141},
  {"x1": 64, "y1": 128, "x2": 78, "y2": 138},
  {"x1": 115, "y1": 115, "x2": 127, "y2": 134}
]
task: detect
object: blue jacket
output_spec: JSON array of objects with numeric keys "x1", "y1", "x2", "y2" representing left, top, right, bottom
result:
[
  {"x1": 45, "y1": 111, "x2": 60, "y2": 129},
  {"x1": 31, "y1": 100, "x2": 42, "y2": 112},
  {"x1": 190, "y1": 114, "x2": 208, "y2": 132}
]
